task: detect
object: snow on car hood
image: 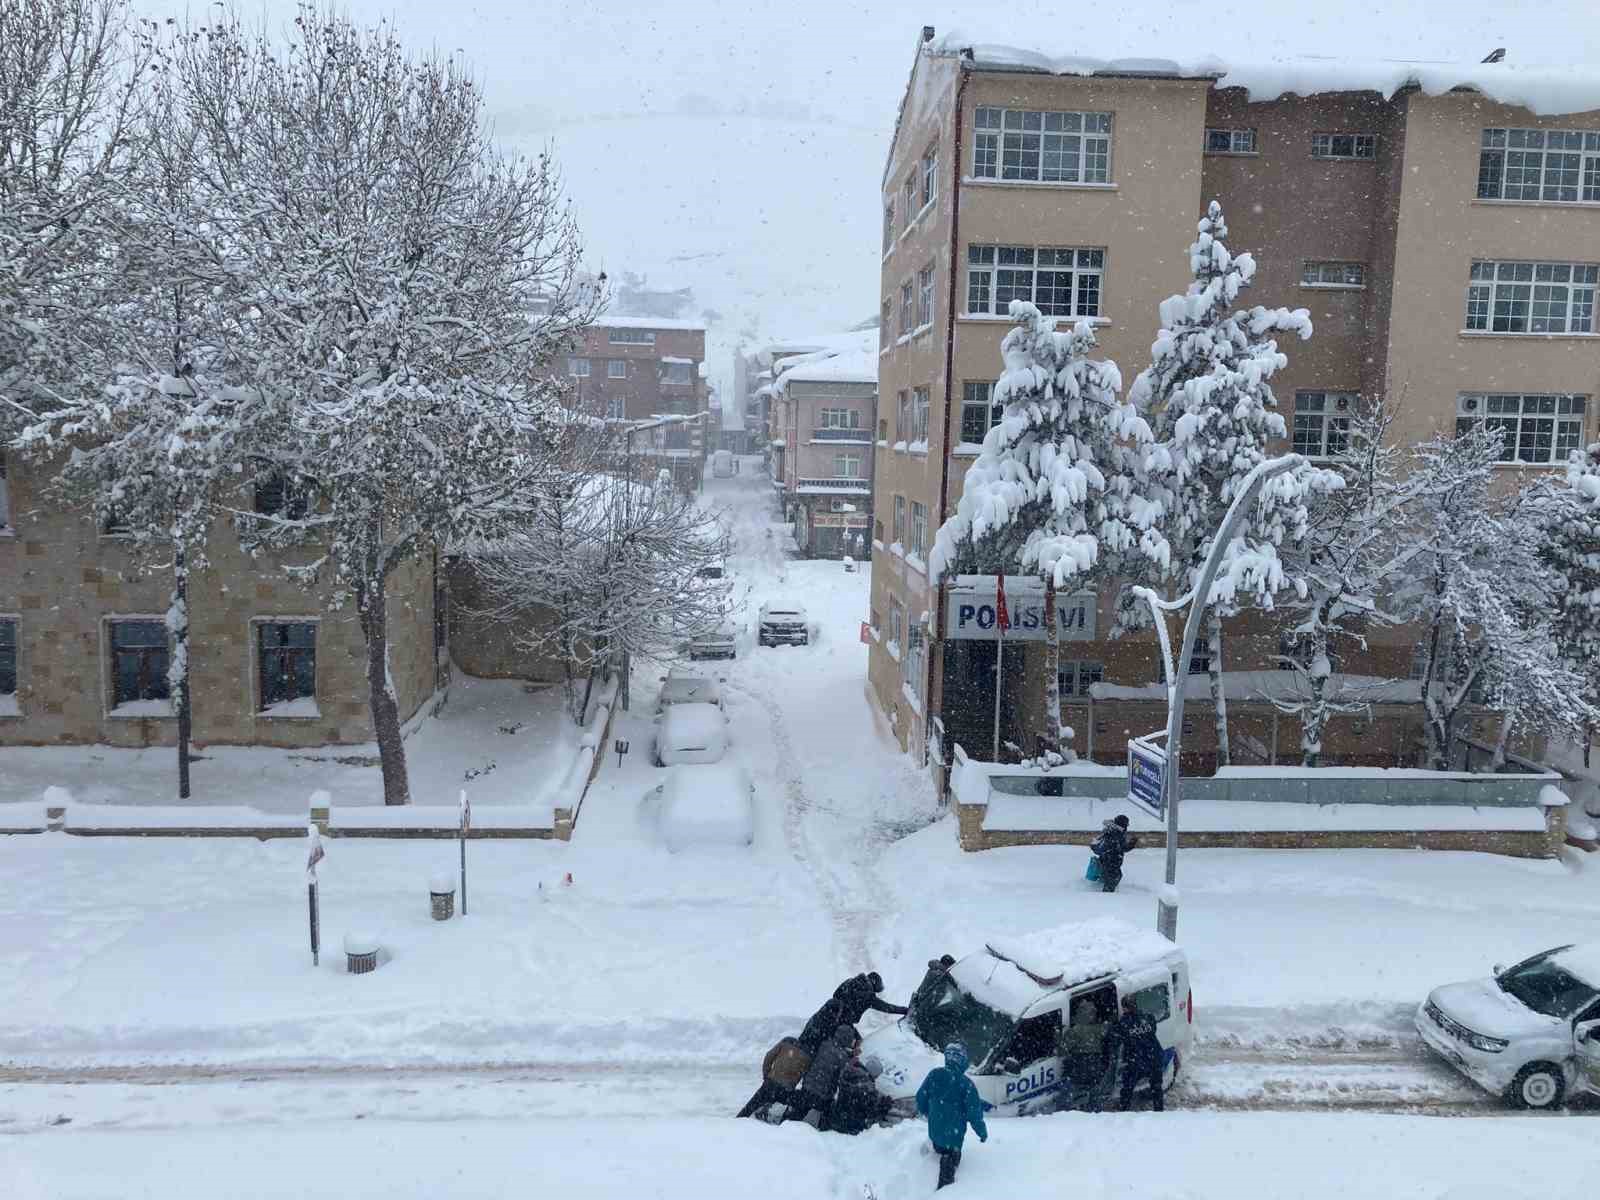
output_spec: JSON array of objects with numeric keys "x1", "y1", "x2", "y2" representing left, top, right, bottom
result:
[
  {"x1": 1430, "y1": 978, "x2": 1564, "y2": 1040},
  {"x1": 860, "y1": 1019, "x2": 945, "y2": 1101}
]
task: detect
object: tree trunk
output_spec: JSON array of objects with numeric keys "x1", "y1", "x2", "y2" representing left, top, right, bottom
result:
[
  {"x1": 171, "y1": 546, "x2": 191, "y2": 800},
  {"x1": 1490, "y1": 708, "x2": 1515, "y2": 770},
  {"x1": 1300, "y1": 627, "x2": 1328, "y2": 769},
  {"x1": 1041, "y1": 576, "x2": 1060, "y2": 761},
  {"x1": 357, "y1": 574, "x2": 410, "y2": 805},
  {"x1": 1207, "y1": 606, "x2": 1230, "y2": 768}
]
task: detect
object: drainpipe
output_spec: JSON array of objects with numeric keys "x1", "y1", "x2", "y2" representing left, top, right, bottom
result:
[{"x1": 927, "y1": 55, "x2": 972, "y2": 793}]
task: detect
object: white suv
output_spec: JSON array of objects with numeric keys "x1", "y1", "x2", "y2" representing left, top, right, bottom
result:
[
  {"x1": 757, "y1": 602, "x2": 809, "y2": 647},
  {"x1": 1416, "y1": 942, "x2": 1600, "y2": 1109}
]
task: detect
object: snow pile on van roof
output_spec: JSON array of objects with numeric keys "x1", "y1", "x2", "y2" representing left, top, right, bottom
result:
[
  {"x1": 1552, "y1": 943, "x2": 1600, "y2": 987},
  {"x1": 988, "y1": 918, "x2": 1179, "y2": 990}
]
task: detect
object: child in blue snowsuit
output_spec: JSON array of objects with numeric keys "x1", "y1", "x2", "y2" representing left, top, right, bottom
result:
[{"x1": 915, "y1": 1042, "x2": 989, "y2": 1190}]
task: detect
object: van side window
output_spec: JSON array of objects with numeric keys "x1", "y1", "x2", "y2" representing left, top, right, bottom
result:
[
  {"x1": 1004, "y1": 1011, "x2": 1062, "y2": 1066},
  {"x1": 1131, "y1": 985, "x2": 1171, "y2": 1023}
]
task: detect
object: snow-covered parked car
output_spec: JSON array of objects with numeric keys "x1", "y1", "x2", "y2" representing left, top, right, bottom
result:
[
  {"x1": 687, "y1": 619, "x2": 738, "y2": 661},
  {"x1": 861, "y1": 918, "x2": 1191, "y2": 1119},
  {"x1": 757, "y1": 601, "x2": 809, "y2": 647},
  {"x1": 653, "y1": 701, "x2": 729, "y2": 766},
  {"x1": 1416, "y1": 942, "x2": 1600, "y2": 1109},
  {"x1": 647, "y1": 763, "x2": 755, "y2": 852},
  {"x1": 656, "y1": 670, "x2": 725, "y2": 713}
]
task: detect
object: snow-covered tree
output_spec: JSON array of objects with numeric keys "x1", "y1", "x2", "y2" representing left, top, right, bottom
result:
[
  {"x1": 166, "y1": 8, "x2": 594, "y2": 804},
  {"x1": 928, "y1": 300, "x2": 1151, "y2": 760},
  {"x1": 1127, "y1": 201, "x2": 1338, "y2": 766},
  {"x1": 1397, "y1": 425, "x2": 1594, "y2": 770}
]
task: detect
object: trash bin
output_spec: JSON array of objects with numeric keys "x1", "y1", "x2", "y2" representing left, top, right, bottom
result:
[
  {"x1": 344, "y1": 933, "x2": 379, "y2": 974},
  {"x1": 429, "y1": 874, "x2": 456, "y2": 921}
]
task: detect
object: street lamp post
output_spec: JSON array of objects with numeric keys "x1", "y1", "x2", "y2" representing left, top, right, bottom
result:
[{"x1": 1130, "y1": 454, "x2": 1306, "y2": 942}]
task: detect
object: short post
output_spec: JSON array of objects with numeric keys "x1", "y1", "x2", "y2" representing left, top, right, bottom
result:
[
  {"x1": 614, "y1": 737, "x2": 630, "y2": 769},
  {"x1": 458, "y1": 789, "x2": 470, "y2": 917},
  {"x1": 305, "y1": 823, "x2": 324, "y2": 966}
]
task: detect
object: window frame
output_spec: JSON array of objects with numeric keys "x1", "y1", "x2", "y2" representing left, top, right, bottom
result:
[
  {"x1": 972, "y1": 106, "x2": 1113, "y2": 184},
  {"x1": 1058, "y1": 659, "x2": 1104, "y2": 699},
  {"x1": 0, "y1": 616, "x2": 17, "y2": 705},
  {"x1": 1301, "y1": 260, "x2": 1366, "y2": 289},
  {"x1": 1465, "y1": 259, "x2": 1598, "y2": 334},
  {"x1": 883, "y1": 200, "x2": 895, "y2": 253},
  {"x1": 567, "y1": 356, "x2": 591, "y2": 377},
  {"x1": 256, "y1": 619, "x2": 319, "y2": 715},
  {"x1": 965, "y1": 244, "x2": 1105, "y2": 319},
  {"x1": 900, "y1": 280, "x2": 914, "y2": 334},
  {"x1": 607, "y1": 358, "x2": 628, "y2": 379},
  {"x1": 1311, "y1": 132, "x2": 1377, "y2": 160},
  {"x1": 833, "y1": 453, "x2": 863, "y2": 479},
  {"x1": 920, "y1": 143, "x2": 938, "y2": 209},
  {"x1": 960, "y1": 380, "x2": 1002, "y2": 445},
  {"x1": 1477, "y1": 127, "x2": 1600, "y2": 203},
  {"x1": 912, "y1": 387, "x2": 930, "y2": 442},
  {"x1": 1204, "y1": 127, "x2": 1257, "y2": 155},
  {"x1": 1292, "y1": 391, "x2": 1357, "y2": 459},
  {"x1": 917, "y1": 263, "x2": 934, "y2": 328},
  {"x1": 661, "y1": 361, "x2": 693, "y2": 385},
  {"x1": 1186, "y1": 636, "x2": 1212, "y2": 677},
  {"x1": 606, "y1": 395, "x2": 626, "y2": 420},
  {"x1": 1456, "y1": 392, "x2": 1589, "y2": 465},
  {"x1": 0, "y1": 451, "x2": 10, "y2": 530},
  {"x1": 897, "y1": 390, "x2": 911, "y2": 439},
  {"x1": 892, "y1": 495, "x2": 907, "y2": 544},
  {"x1": 606, "y1": 328, "x2": 656, "y2": 345},
  {"x1": 107, "y1": 618, "x2": 172, "y2": 713},
  {"x1": 910, "y1": 501, "x2": 927, "y2": 558}
]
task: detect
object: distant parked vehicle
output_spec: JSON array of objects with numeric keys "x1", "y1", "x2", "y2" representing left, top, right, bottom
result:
[
  {"x1": 712, "y1": 449, "x2": 735, "y2": 477},
  {"x1": 654, "y1": 701, "x2": 729, "y2": 766},
  {"x1": 647, "y1": 763, "x2": 756, "y2": 852},
  {"x1": 656, "y1": 671, "x2": 725, "y2": 713},
  {"x1": 688, "y1": 619, "x2": 738, "y2": 661},
  {"x1": 757, "y1": 601, "x2": 809, "y2": 647},
  {"x1": 1416, "y1": 942, "x2": 1600, "y2": 1109}
]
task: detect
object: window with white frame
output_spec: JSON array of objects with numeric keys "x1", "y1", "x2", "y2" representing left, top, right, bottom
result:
[
  {"x1": 1311, "y1": 132, "x2": 1377, "y2": 160},
  {"x1": 903, "y1": 172, "x2": 916, "y2": 222},
  {"x1": 0, "y1": 618, "x2": 16, "y2": 704},
  {"x1": 1301, "y1": 261, "x2": 1366, "y2": 288},
  {"x1": 833, "y1": 453, "x2": 862, "y2": 479},
  {"x1": 1058, "y1": 660, "x2": 1104, "y2": 698},
  {"x1": 662, "y1": 361, "x2": 692, "y2": 385},
  {"x1": 1456, "y1": 393, "x2": 1589, "y2": 464},
  {"x1": 889, "y1": 599, "x2": 905, "y2": 650},
  {"x1": 1186, "y1": 637, "x2": 1212, "y2": 676},
  {"x1": 910, "y1": 501, "x2": 927, "y2": 558},
  {"x1": 973, "y1": 107, "x2": 1112, "y2": 183},
  {"x1": 917, "y1": 264, "x2": 934, "y2": 327},
  {"x1": 897, "y1": 390, "x2": 911, "y2": 438},
  {"x1": 607, "y1": 328, "x2": 655, "y2": 344},
  {"x1": 883, "y1": 200, "x2": 895, "y2": 252},
  {"x1": 0, "y1": 452, "x2": 9, "y2": 529},
  {"x1": 912, "y1": 387, "x2": 930, "y2": 442},
  {"x1": 1477, "y1": 128, "x2": 1600, "y2": 202},
  {"x1": 819, "y1": 407, "x2": 862, "y2": 429},
  {"x1": 921, "y1": 144, "x2": 938, "y2": 208},
  {"x1": 258, "y1": 621, "x2": 317, "y2": 712},
  {"x1": 568, "y1": 356, "x2": 591, "y2": 376},
  {"x1": 893, "y1": 494, "x2": 907, "y2": 544},
  {"x1": 966, "y1": 245, "x2": 1103, "y2": 319},
  {"x1": 960, "y1": 381, "x2": 1002, "y2": 444},
  {"x1": 881, "y1": 298, "x2": 892, "y2": 347},
  {"x1": 606, "y1": 396, "x2": 626, "y2": 420},
  {"x1": 1465, "y1": 260, "x2": 1597, "y2": 333},
  {"x1": 900, "y1": 280, "x2": 914, "y2": 333},
  {"x1": 905, "y1": 620, "x2": 926, "y2": 681},
  {"x1": 1292, "y1": 391, "x2": 1356, "y2": 458},
  {"x1": 1204, "y1": 127, "x2": 1257, "y2": 154},
  {"x1": 109, "y1": 620, "x2": 170, "y2": 709},
  {"x1": 607, "y1": 359, "x2": 627, "y2": 378}
]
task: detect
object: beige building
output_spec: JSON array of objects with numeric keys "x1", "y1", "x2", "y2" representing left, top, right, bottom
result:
[
  {"x1": 867, "y1": 33, "x2": 1600, "y2": 776},
  {"x1": 768, "y1": 348, "x2": 878, "y2": 558}
]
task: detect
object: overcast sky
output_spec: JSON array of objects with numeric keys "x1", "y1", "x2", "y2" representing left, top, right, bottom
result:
[{"x1": 147, "y1": 1, "x2": 1600, "y2": 396}]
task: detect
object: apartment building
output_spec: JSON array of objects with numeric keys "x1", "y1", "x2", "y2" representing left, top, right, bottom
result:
[
  {"x1": 868, "y1": 31, "x2": 1600, "y2": 774},
  {"x1": 767, "y1": 348, "x2": 878, "y2": 558}
]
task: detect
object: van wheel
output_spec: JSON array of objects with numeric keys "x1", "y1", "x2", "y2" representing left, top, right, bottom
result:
[{"x1": 1508, "y1": 1063, "x2": 1565, "y2": 1110}]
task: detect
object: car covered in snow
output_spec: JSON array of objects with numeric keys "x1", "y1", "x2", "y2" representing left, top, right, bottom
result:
[
  {"x1": 861, "y1": 918, "x2": 1192, "y2": 1118},
  {"x1": 1416, "y1": 942, "x2": 1600, "y2": 1109},
  {"x1": 646, "y1": 763, "x2": 755, "y2": 852},
  {"x1": 687, "y1": 619, "x2": 738, "y2": 661},
  {"x1": 653, "y1": 701, "x2": 729, "y2": 766},
  {"x1": 656, "y1": 670, "x2": 725, "y2": 713},
  {"x1": 757, "y1": 601, "x2": 809, "y2": 647}
]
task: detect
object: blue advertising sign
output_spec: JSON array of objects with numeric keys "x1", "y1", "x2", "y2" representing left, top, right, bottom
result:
[{"x1": 1127, "y1": 739, "x2": 1166, "y2": 820}]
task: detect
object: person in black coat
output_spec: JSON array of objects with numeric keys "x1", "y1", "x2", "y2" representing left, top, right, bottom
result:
[
  {"x1": 796, "y1": 997, "x2": 844, "y2": 1055},
  {"x1": 1094, "y1": 815, "x2": 1138, "y2": 893},
  {"x1": 1102, "y1": 995, "x2": 1166, "y2": 1111},
  {"x1": 788, "y1": 1024, "x2": 861, "y2": 1123},
  {"x1": 824, "y1": 1054, "x2": 893, "y2": 1134},
  {"x1": 833, "y1": 971, "x2": 909, "y2": 1025}
]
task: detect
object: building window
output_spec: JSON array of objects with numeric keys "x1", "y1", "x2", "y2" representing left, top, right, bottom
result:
[
  {"x1": 606, "y1": 396, "x2": 626, "y2": 420},
  {"x1": 1187, "y1": 637, "x2": 1212, "y2": 676},
  {"x1": 568, "y1": 356, "x2": 591, "y2": 376},
  {"x1": 0, "y1": 618, "x2": 15, "y2": 704},
  {"x1": 258, "y1": 621, "x2": 316, "y2": 713},
  {"x1": 893, "y1": 495, "x2": 907, "y2": 544},
  {"x1": 883, "y1": 201, "x2": 895, "y2": 253},
  {"x1": 897, "y1": 390, "x2": 911, "y2": 438},
  {"x1": 877, "y1": 418, "x2": 888, "y2": 440},
  {"x1": 1465, "y1": 260, "x2": 1597, "y2": 333},
  {"x1": 881, "y1": 298, "x2": 892, "y2": 346},
  {"x1": 973, "y1": 107, "x2": 1112, "y2": 183},
  {"x1": 1311, "y1": 132, "x2": 1377, "y2": 159},
  {"x1": 966, "y1": 245, "x2": 1103, "y2": 319},
  {"x1": 0, "y1": 452, "x2": 9, "y2": 529},
  {"x1": 607, "y1": 328, "x2": 656, "y2": 345},
  {"x1": 960, "y1": 381, "x2": 1002, "y2": 444},
  {"x1": 607, "y1": 359, "x2": 627, "y2": 379},
  {"x1": 109, "y1": 620, "x2": 170, "y2": 709},
  {"x1": 253, "y1": 470, "x2": 309, "y2": 520},
  {"x1": 917, "y1": 264, "x2": 934, "y2": 328},
  {"x1": 1477, "y1": 128, "x2": 1600, "y2": 203},
  {"x1": 101, "y1": 504, "x2": 131, "y2": 537},
  {"x1": 833, "y1": 453, "x2": 862, "y2": 479},
  {"x1": 912, "y1": 387, "x2": 930, "y2": 442},
  {"x1": 1277, "y1": 631, "x2": 1331, "y2": 672},
  {"x1": 1058, "y1": 660, "x2": 1104, "y2": 698},
  {"x1": 662, "y1": 361, "x2": 692, "y2": 385},
  {"x1": 910, "y1": 501, "x2": 927, "y2": 558},
  {"x1": 1457, "y1": 393, "x2": 1588, "y2": 464},
  {"x1": 889, "y1": 600, "x2": 905, "y2": 648},
  {"x1": 1292, "y1": 391, "x2": 1356, "y2": 458},
  {"x1": 819, "y1": 408, "x2": 862, "y2": 429},
  {"x1": 921, "y1": 143, "x2": 938, "y2": 208},
  {"x1": 870, "y1": 607, "x2": 881, "y2": 633},
  {"x1": 899, "y1": 280, "x2": 914, "y2": 333},
  {"x1": 1301, "y1": 261, "x2": 1366, "y2": 288},
  {"x1": 873, "y1": 519, "x2": 884, "y2": 542},
  {"x1": 1204, "y1": 128, "x2": 1257, "y2": 154}
]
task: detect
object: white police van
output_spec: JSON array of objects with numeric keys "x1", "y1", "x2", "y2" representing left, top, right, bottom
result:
[{"x1": 861, "y1": 918, "x2": 1192, "y2": 1117}]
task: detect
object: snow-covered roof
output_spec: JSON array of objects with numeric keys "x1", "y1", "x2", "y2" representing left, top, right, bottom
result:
[
  {"x1": 590, "y1": 315, "x2": 707, "y2": 332},
  {"x1": 1551, "y1": 943, "x2": 1600, "y2": 988},
  {"x1": 776, "y1": 348, "x2": 878, "y2": 387},
  {"x1": 762, "y1": 328, "x2": 878, "y2": 362},
  {"x1": 660, "y1": 356, "x2": 695, "y2": 365},
  {"x1": 927, "y1": 34, "x2": 1600, "y2": 116},
  {"x1": 1087, "y1": 670, "x2": 1435, "y2": 705},
  {"x1": 952, "y1": 917, "x2": 1182, "y2": 1017}
]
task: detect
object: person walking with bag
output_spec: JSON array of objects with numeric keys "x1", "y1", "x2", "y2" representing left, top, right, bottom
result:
[
  {"x1": 915, "y1": 1042, "x2": 988, "y2": 1190},
  {"x1": 1092, "y1": 814, "x2": 1138, "y2": 893}
]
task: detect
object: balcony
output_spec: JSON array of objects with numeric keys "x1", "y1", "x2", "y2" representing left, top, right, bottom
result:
[
  {"x1": 810, "y1": 427, "x2": 872, "y2": 443},
  {"x1": 795, "y1": 476, "x2": 871, "y2": 496}
]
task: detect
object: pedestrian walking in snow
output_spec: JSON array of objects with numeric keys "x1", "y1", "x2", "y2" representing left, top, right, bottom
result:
[
  {"x1": 915, "y1": 1042, "x2": 988, "y2": 1190},
  {"x1": 736, "y1": 1035, "x2": 810, "y2": 1120},
  {"x1": 1103, "y1": 995, "x2": 1166, "y2": 1111},
  {"x1": 823, "y1": 1053, "x2": 893, "y2": 1134},
  {"x1": 787, "y1": 1024, "x2": 860, "y2": 1126},
  {"x1": 1092, "y1": 815, "x2": 1138, "y2": 893}
]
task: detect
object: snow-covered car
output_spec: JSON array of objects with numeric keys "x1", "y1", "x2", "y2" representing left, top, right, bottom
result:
[
  {"x1": 656, "y1": 671, "x2": 725, "y2": 713},
  {"x1": 1415, "y1": 942, "x2": 1600, "y2": 1109},
  {"x1": 653, "y1": 701, "x2": 729, "y2": 766},
  {"x1": 647, "y1": 763, "x2": 755, "y2": 852},
  {"x1": 687, "y1": 620, "x2": 737, "y2": 661},
  {"x1": 861, "y1": 918, "x2": 1192, "y2": 1119},
  {"x1": 757, "y1": 601, "x2": 809, "y2": 647}
]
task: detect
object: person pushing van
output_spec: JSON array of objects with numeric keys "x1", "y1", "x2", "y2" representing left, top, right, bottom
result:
[
  {"x1": 1103, "y1": 994, "x2": 1166, "y2": 1111},
  {"x1": 915, "y1": 1042, "x2": 988, "y2": 1190}
]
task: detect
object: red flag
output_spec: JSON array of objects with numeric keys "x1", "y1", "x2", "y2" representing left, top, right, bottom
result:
[{"x1": 995, "y1": 574, "x2": 1011, "y2": 634}]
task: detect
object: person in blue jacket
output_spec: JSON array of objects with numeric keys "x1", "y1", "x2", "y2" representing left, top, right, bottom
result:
[{"x1": 915, "y1": 1042, "x2": 989, "y2": 1190}]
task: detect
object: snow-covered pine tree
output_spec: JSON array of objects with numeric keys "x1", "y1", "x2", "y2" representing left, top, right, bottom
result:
[
  {"x1": 1129, "y1": 201, "x2": 1335, "y2": 766},
  {"x1": 929, "y1": 300, "x2": 1150, "y2": 760}
]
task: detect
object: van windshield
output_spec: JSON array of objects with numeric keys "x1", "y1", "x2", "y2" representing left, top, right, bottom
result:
[
  {"x1": 1497, "y1": 949, "x2": 1598, "y2": 1019},
  {"x1": 909, "y1": 976, "x2": 1015, "y2": 1069}
]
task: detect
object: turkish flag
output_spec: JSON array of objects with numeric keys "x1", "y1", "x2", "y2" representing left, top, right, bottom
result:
[{"x1": 995, "y1": 574, "x2": 1011, "y2": 634}]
